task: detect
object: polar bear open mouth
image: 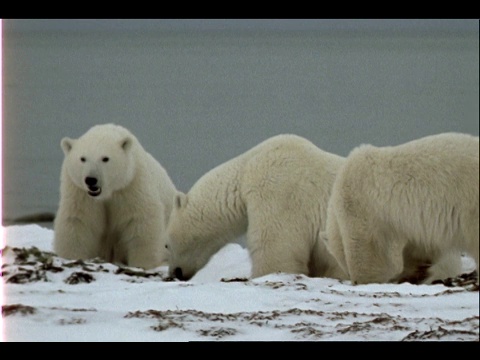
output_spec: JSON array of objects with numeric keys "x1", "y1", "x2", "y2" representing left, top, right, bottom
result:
[{"x1": 87, "y1": 186, "x2": 102, "y2": 197}]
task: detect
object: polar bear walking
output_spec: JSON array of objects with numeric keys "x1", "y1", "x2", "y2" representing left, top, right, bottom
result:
[
  {"x1": 322, "y1": 132, "x2": 479, "y2": 285},
  {"x1": 53, "y1": 124, "x2": 177, "y2": 269},
  {"x1": 166, "y1": 134, "x2": 348, "y2": 280}
]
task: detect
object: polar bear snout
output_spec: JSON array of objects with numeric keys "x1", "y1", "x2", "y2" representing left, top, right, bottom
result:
[
  {"x1": 85, "y1": 176, "x2": 98, "y2": 187},
  {"x1": 172, "y1": 267, "x2": 189, "y2": 281},
  {"x1": 174, "y1": 267, "x2": 184, "y2": 280},
  {"x1": 85, "y1": 176, "x2": 102, "y2": 197}
]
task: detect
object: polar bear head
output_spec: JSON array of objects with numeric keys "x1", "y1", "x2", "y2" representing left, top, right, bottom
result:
[
  {"x1": 166, "y1": 192, "x2": 229, "y2": 281},
  {"x1": 61, "y1": 124, "x2": 137, "y2": 201}
]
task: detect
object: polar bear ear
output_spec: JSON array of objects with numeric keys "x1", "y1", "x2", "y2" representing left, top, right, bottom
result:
[
  {"x1": 120, "y1": 136, "x2": 133, "y2": 152},
  {"x1": 174, "y1": 192, "x2": 188, "y2": 209},
  {"x1": 61, "y1": 137, "x2": 75, "y2": 155}
]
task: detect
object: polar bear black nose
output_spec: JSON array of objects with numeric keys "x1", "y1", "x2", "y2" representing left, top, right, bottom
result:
[
  {"x1": 85, "y1": 177, "x2": 98, "y2": 187},
  {"x1": 174, "y1": 267, "x2": 184, "y2": 280}
]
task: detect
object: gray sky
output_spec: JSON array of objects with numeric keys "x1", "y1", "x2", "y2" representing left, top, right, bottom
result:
[{"x1": 3, "y1": 19, "x2": 479, "y2": 34}]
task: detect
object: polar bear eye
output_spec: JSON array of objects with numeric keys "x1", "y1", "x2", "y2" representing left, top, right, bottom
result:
[
  {"x1": 102, "y1": 157, "x2": 109, "y2": 163},
  {"x1": 80, "y1": 157, "x2": 86, "y2": 162}
]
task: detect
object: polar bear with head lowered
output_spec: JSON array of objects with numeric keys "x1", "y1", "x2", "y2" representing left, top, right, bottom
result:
[
  {"x1": 53, "y1": 124, "x2": 177, "y2": 269},
  {"x1": 322, "y1": 132, "x2": 479, "y2": 285},
  {"x1": 166, "y1": 134, "x2": 347, "y2": 281}
]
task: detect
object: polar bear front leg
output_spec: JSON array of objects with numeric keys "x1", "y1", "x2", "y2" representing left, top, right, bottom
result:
[
  {"x1": 247, "y1": 216, "x2": 311, "y2": 278},
  {"x1": 121, "y1": 219, "x2": 169, "y2": 270},
  {"x1": 341, "y1": 219, "x2": 405, "y2": 284},
  {"x1": 53, "y1": 214, "x2": 103, "y2": 260},
  {"x1": 461, "y1": 211, "x2": 480, "y2": 276},
  {"x1": 322, "y1": 208, "x2": 349, "y2": 277}
]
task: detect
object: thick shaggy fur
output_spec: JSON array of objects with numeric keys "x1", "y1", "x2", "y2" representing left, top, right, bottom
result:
[
  {"x1": 322, "y1": 133, "x2": 479, "y2": 284},
  {"x1": 53, "y1": 124, "x2": 176, "y2": 269},
  {"x1": 166, "y1": 134, "x2": 347, "y2": 280}
]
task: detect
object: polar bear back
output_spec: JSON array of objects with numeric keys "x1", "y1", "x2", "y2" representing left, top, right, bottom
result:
[
  {"x1": 341, "y1": 132, "x2": 479, "y2": 245},
  {"x1": 241, "y1": 134, "x2": 344, "y2": 221},
  {"x1": 326, "y1": 132, "x2": 479, "y2": 283}
]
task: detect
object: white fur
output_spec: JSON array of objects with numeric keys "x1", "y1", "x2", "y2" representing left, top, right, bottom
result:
[
  {"x1": 323, "y1": 132, "x2": 479, "y2": 284},
  {"x1": 53, "y1": 124, "x2": 176, "y2": 269},
  {"x1": 166, "y1": 134, "x2": 348, "y2": 280}
]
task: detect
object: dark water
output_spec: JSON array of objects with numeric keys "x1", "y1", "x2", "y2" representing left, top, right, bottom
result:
[{"x1": 3, "y1": 29, "x2": 479, "y2": 226}]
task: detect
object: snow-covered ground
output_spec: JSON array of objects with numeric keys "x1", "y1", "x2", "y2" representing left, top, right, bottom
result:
[{"x1": 1, "y1": 224, "x2": 478, "y2": 342}]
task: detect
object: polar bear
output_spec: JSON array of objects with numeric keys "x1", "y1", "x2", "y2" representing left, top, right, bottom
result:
[
  {"x1": 166, "y1": 134, "x2": 348, "y2": 281},
  {"x1": 322, "y1": 132, "x2": 479, "y2": 285},
  {"x1": 53, "y1": 123, "x2": 177, "y2": 269}
]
